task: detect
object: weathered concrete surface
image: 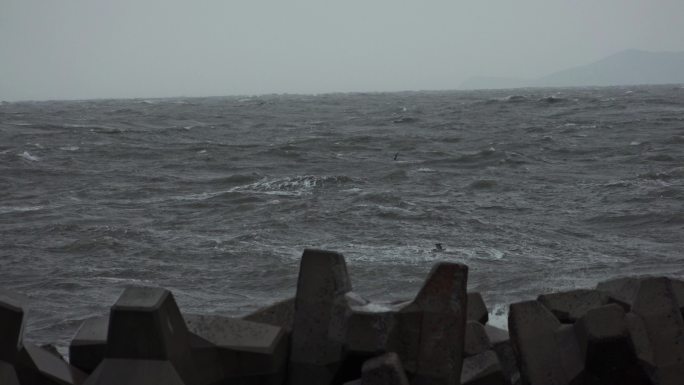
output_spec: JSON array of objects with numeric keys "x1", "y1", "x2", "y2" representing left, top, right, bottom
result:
[
  {"x1": 0, "y1": 360, "x2": 20, "y2": 385},
  {"x1": 626, "y1": 312, "x2": 654, "y2": 366},
  {"x1": 597, "y1": 276, "x2": 642, "y2": 311},
  {"x1": 185, "y1": 314, "x2": 288, "y2": 384},
  {"x1": 389, "y1": 262, "x2": 468, "y2": 385},
  {"x1": 483, "y1": 325, "x2": 518, "y2": 385},
  {"x1": 243, "y1": 298, "x2": 295, "y2": 332},
  {"x1": 461, "y1": 350, "x2": 507, "y2": 385},
  {"x1": 465, "y1": 321, "x2": 492, "y2": 357},
  {"x1": 537, "y1": 289, "x2": 609, "y2": 323},
  {"x1": 289, "y1": 249, "x2": 353, "y2": 385},
  {"x1": 345, "y1": 302, "x2": 394, "y2": 356},
  {"x1": 483, "y1": 325, "x2": 508, "y2": 347},
  {"x1": 69, "y1": 316, "x2": 108, "y2": 373},
  {"x1": 83, "y1": 359, "x2": 186, "y2": 385},
  {"x1": 15, "y1": 343, "x2": 88, "y2": 385},
  {"x1": 468, "y1": 292, "x2": 489, "y2": 325},
  {"x1": 574, "y1": 304, "x2": 650, "y2": 385},
  {"x1": 509, "y1": 300, "x2": 582, "y2": 385},
  {"x1": 1, "y1": 291, "x2": 87, "y2": 385},
  {"x1": 360, "y1": 352, "x2": 410, "y2": 385},
  {"x1": 88, "y1": 286, "x2": 198, "y2": 385},
  {"x1": 671, "y1": 279, "x2": 684, "y2": 317},
  {"x1": 552, "y1": 325, "x2": 584, "y2": 385},
  {"x1": 0, "y1": 293, "x2": 25, "y2": 363},
  {"x1": 631, "y1": 277, "x2": 684, "y2": 385}
]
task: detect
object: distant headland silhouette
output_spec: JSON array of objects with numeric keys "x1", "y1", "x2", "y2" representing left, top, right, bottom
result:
[{"x1": 460, "y1": 49, "x2": 684, "y2": 90}]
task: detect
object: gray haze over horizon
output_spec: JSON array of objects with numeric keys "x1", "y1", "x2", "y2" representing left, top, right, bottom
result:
[{"x1": 2, "y1": 0, "x2": 684, "y2": 101}]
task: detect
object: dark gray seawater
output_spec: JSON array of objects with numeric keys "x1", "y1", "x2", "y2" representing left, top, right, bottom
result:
[{"x1": 1, "y1": 85, "x2": 683, "y2": 353}]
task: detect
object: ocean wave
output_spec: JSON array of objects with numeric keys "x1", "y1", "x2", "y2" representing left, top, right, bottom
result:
[
  {"x1": 638, "y1": 167, "x2": 684, "y2": 181},
  {"x1": 0, "y1": 205, "x2": 47, "y2": 215},
  {"x1": 392, "y1": 116, "x2": 419, "y2": 124},
  {"x1": 231, "y1": 175, "x2": 355, "y2": 196},
  {"x1": 539, "y1": 96, "x2": 567, "y2": 104},
  {"x1": 469, "y1": 179, "x2": 498, "y2": 189},
  {"x1": 18, "y1": 151, "x2": 40, "y2": 161},
  {"x1": 167, "y1": 175, "x2": 357, "y2": 202},
  {"x1": 505, "y1": 95, "x2": 528, "y2": 103},
  {"x1": 585, "y1": 211, "x2": 684, "y2": 227}
]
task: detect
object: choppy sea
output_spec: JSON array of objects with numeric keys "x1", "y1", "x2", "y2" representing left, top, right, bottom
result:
[{"x1": 1, "y1": 85, "x2": 683, "y2": 354}]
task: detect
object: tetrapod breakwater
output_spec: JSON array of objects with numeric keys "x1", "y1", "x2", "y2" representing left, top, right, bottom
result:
[{"x1": 1, "y1": 249, "x2": 683, "y2": 385}]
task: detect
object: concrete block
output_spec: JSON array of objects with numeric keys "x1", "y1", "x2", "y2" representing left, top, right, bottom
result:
[
  {"x1": 574, "y1": 304, "x2": 650, "y2": 385},
  {"x1": 508, "y1": 300, "x2": 581, "y2": 385},
  {"x1": 596, "y1": 276, "x2": 641, "y2": 311},
  {"x1": 89, "y1": 286, "x2": 198, "y2": 385},
  {"x1": 631, "y1": 277, "x2": 684, "y2": 384},
  {"x1": 626, "y1": 312, "x2": 655, "y2": 366},
  {"x1": 483, "y1": 325, "x2": 509, "y2": 347},
  {"x1": 15, "y1": 343, "x2": 87, "y2": 385},
  {"x1": 69, "y1": 316, "x2": 108, "y2": 373},
  {"x1": 0, "y1": 292, "x2": 25, "y2": 363},
  {"x1": 106, "y1": 286, "x2": 192, "y2": 361},
  {"x1": 0, "y1": 361, "x2": 20, "y2": 385},
  {"x1": 346, "y1": 302, "x2": 395, "y2": 355},
  {"x1": 465, "y1": 321, "x2": 492, "y2": 357},
  {"x1": 482, "y1": 325, "x2": 518, "y2": 383},
  {"x1": 185, "y1": 314, "x2": 288, "y2": 384},
  {"x1": 538, "y1": 289, "x2": 609, "y2": 323},
  {"x1": 360, "y1": 352, "x2": 410, "y2": 385},
  {"x1": 670, "y1": 278, "x2": 684, "y2": 317},
  {"x1": 552, "y1": 325, "x2": 584, "y2": 385},
  {"x1": 289, "y1": 249, "x2": 353, "y2": 385},
  {"x1": 389, "y1": 262, "x2": 468, "y2": 385},
  {"x1": 461, "y1": 350, "x2": 507, "y2": 385},
  {"x1": 243, "y1": 297, "x2": 295, "y2": 332},
  {"x1": 468, "y1": 292, "x2": 489, "y2": 325},
  {"x1": 83, "y1": 359, "x2": 186, "y2": 385}
]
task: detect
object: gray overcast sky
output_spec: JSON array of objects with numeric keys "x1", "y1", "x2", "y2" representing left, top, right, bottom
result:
[{"x1": 2, "y1": 0, "x2": 684, "y2": 101}]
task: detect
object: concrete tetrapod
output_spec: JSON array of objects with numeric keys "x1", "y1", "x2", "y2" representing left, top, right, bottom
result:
[
  {"x1": 574, "y1": 304, "x2": 650, "y2": 385},
  {"x1": 464, "y1": 321, "x2": 492, "y2": 357},
  {"x1": 508, "y1": 300, "x2": 584, "y2": 385},
  {"x1": 83, "y1": 286, "x2": 198, "y2": 385},
  {"x1": 69, "y1": 316, "x2": 108, "y2": 373},
  {"x1": 631, "y1": 277, "x2": 684, "y2": 385},
  {"x1": 389, "y1": 262, "x2": 468, "y2": 385},
  {"x1": 185, "y1": 314, "x2": 289, "y2": 385},
  {"x1": 288, "y1": 249, "x2": 354, "y2": 385},
  {"x1": 467, "y1": 293, "x2": 489, "y2": 325},
  {"x1": 483, "y1": 325, "x2": 519, "y2": 385},
  {"x1": 537, "y1": 289, "x2": 609, "y2": 323},
  {"x1": 0, "y1": 292, "x2": 87, "y2": 385},
  {"x1": 243, "y1": 298, "x2": 295, "y2": 333},
  {"x1": 460, "y1": 350, "x2": 508, "y2": 385},
  {"x1": 359, "y1": 352, "x2": 410, "y2": 385}
]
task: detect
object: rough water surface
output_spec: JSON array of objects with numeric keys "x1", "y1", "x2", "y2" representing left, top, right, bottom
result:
[{"x1": 1, "y1": 85, "x2": 683, "y2": 353}]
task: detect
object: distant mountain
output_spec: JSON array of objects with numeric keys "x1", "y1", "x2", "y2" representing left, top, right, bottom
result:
[{"x1": 460, "y1": 49, "x2": 684, "y2": 90}]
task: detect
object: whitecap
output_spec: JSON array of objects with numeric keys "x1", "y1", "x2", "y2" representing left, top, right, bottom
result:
[
  {"x1": 0, "y1": 205, "x2": 45, "y2": 214},
  {"x1": 341, "y1": 188, "x2": 363, "y2": 193},
  {"x1": 59, "y1": 146, "x2": 80, "y2": 151},
  {"x1": 19, "y1": 151, "x2": 39, "y2": 161},
  {"x1": 229, "y1": 175, "x2": 353, "y2": 196}
]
